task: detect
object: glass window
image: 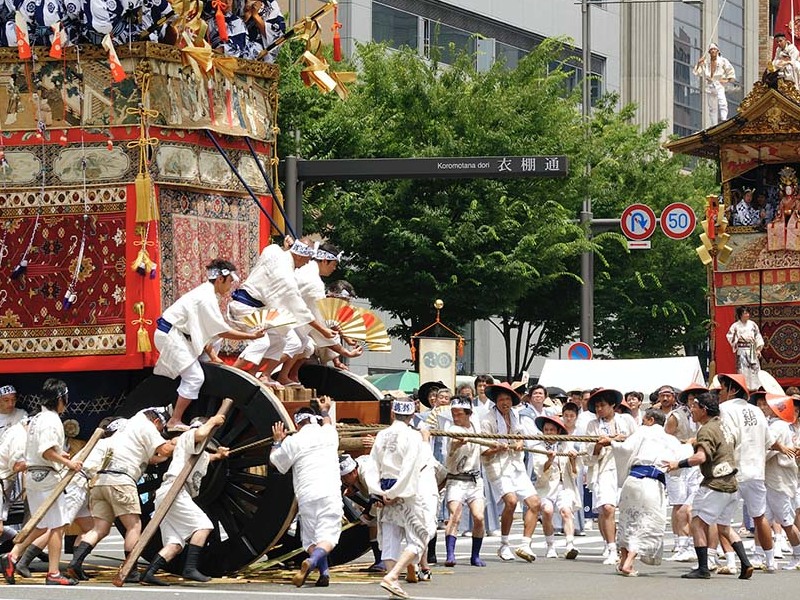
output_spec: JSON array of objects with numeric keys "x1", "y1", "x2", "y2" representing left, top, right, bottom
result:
[
  {"x1": 719, "y1": 1, "x2": 744, "y2": 112},
  {"x1": 673, "y1": 3, "x2": 702, "y2": 135},
  {"x1": 428, "y1": 22, "x2": 476, "y2": 65},
  {"x1": 551, "y1": 60, "x2": 604, "y2": 107},
  {"x1": 496, "y1": 41, "x2": 524, "y2": 70},
  {"x1": 373, "y1": 3, "x2": 418, "y2": 51}
]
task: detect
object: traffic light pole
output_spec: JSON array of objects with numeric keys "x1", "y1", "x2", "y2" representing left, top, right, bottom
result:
[{"x1": 580, "y1": 0, "x2": 593, "y2": 347}]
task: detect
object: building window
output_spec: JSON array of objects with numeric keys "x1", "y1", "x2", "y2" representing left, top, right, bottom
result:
[
  {"x1": 673, "y1": 3, "x2": 702, "y2": 135},
  {"x1": 373, "y1": 2, "x2": 419, "y2": 51},
  {"x1": 550, "y1": 60, "x2": 604, "y2": 106},
  {"x1": 425, "y1": 21, "x2": 476, "y2": 65},
  {"x1": 719, "y1": 0, "x2": 744, "y2": 113},
  {"x1": 496, "y1": 41, "x2": 525, "y2": 70}
]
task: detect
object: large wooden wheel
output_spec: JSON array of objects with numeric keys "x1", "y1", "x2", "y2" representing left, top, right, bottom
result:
[
  {"x1": 119, "y1": 363, "x2": 296, "y2": 576},
  {"x1": 119, "y1": 362, "x2": 378, "y2": 575}
]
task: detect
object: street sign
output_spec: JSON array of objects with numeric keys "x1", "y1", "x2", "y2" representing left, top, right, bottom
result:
[
  {"x1": 627, "y1": 240, "x2": 651, "y2": 250},
  {"x1": 620, "y1": 204, "x2": 657, "y2": 241},
  {"x1": 295, "y1": 156, "x2": 569, "y2": 180},
  {"x1": 660, "y1": 202, "x2": 697, "y2": 240},
  {"x1": 567, "y1": 341, "x2": 593, "y2": 360}
]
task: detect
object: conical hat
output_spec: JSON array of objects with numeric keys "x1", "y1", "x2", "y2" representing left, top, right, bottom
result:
[
  {"x1": 766, "y1": 394, "x2": 796, "y2": 424},
  {"x1": 718, "y1": 373, "x2": 749, "y2": 398}
]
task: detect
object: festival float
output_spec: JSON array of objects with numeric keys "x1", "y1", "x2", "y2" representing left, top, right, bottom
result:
[
  {"x1": 667, "y1": 72, "x2": 800, "y2": 389},
  {"x1": 0, "y1": 0, "x2": 381, "y2": 574}
]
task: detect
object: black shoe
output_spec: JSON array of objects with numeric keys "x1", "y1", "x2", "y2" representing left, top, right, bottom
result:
[
  {"x1": 0, "y1": 553, "x2": 16, "y2": 585},
  {"x1": 66, "y1": 566, "x2": 90, "y2": 581},
  {"x1": 125, "y1": 569, "x2": 141, "y2": 583},
  {"x1": 141, "y1": 571, "x2": 170, "y2": 586},
  {"x1": 739, "y1": 565, "x2": 754, "y2": 580},
  {"x1": 183, "y1": 568, "x2": 211, "y2": 583},
  {"x1": 315, "y1": 574, "x2": 330, "y2": 587},
  {"x1": 681, "y1": 568, "x2": 711, "y2": 579}
]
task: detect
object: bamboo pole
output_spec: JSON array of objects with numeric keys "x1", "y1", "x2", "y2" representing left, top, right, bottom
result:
[
  {"x1": 112, "y1": 398, "x2": 234, "y2": 587},
  {"x1": 14, "y1": 427, "x2": 105, "y2": 544}
]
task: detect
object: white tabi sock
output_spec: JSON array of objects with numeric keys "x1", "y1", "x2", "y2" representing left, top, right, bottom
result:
[
  {"x1": 765, "y1": 548, "x2": 775, "y2": 564},
  {"x1": 792, "y1": 544, "x2": 800, "y2": 558},
  {"x1": 501, "y1": 535, "x2": 510, "y2": 546},
  {"x1": 545, "y1": 535, "x2": 555, "y2": 547},
  {"x1": 608, "y1": 543, "x2": 617, "y2": 555},
  {"x1": 677, "y1": 536, "x2": 690, "y2": 550},
  {"x1": 520, "y1": 536, "x2": 531, "y2": 548},
  {"x1": 566, "y1": 535, "x2": 575, "y2": 547},
  {"x1": 726, "y1": 551, "x2": 736, "y2": 568}
]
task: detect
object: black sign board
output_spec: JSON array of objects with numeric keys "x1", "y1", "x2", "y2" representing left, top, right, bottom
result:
[{"x1": 295, "y1": 156, "x2": 569, "y2": 181}]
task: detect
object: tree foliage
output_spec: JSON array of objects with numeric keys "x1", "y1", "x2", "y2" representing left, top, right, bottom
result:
[{"x1": 277, "y1": 40, "x2": 716, "y2": 379}]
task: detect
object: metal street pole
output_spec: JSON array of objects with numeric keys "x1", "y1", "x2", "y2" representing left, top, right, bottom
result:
[{"x1": 580, "y1": 0, "x2": 594, "y2": 346}]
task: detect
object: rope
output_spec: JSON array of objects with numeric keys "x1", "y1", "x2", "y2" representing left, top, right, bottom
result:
[
  {"x1": 243, "y1": 136, "x2": 297, "y2": 239},
  {"x1": 428, "y1": 430, "x2": 601, "y2": 443}
]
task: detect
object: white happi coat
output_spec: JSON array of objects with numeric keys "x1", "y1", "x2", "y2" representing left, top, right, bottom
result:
[
  {"x1": 765, "y1": 417, "x2": 797, "y2": 499},
  {"x1": 93, "y1": 411, "x2": 165, "y2": 488},
  {"x1": 231, "y1": 244, "x2": 313, "y2": 326},
  {"x1": 155, "y1": 430, "x2": 214, "y2": 546},
  {"x1": 0, "y1": 421, "x2": 26, "y2": 519},
  {"x1": 25, "y1": 407, "x2": 66, "y2": 493},
  {"x1": 720, "y1": 397, "x2": 775, "y2": 483},
  {"x1": 585, "y1": 414, "x2": 637, "y2": 489},
  {"x1": 0, "y1": 408, "x2": 27, "y2": 440},
  {"x1": 154, "y1": 281, "x2": 230, "y2": 379},
  {"x1": 295, "y1": 261, "x2": 335, "y2": 348},
  {"x1": 479, "y1": 405, "x2": 527, "y2": 484}
]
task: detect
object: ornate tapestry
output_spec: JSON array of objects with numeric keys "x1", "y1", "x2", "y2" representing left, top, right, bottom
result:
[
  {"x1": 750, "y1": 305, "x2": 800, "y2": 380},
  {"x1": 717, "y1": 232, "x2": 800, "y2": 273},
  {"x1": 715, "y1": 268, "x2": 800, "y2": 306},
  {"x1": 0, "y1": 186, "x2": 127, "y2": 358},
  {"x1": 0, "y1": 44, "x2": 277, "y2": 141},
  {"x1": 158, "y1": 187, "x2": 261, "y2": 307}
]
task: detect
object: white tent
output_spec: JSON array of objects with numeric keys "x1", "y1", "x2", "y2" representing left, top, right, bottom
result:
[{"x1": 538, "y1": 357, "x2": 706, "y2": 394}]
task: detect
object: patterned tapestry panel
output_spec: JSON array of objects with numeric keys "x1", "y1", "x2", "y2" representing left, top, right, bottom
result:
[
  {"x1": 715, "y1": 268, "x2": 800, "y2": 306},
  {"x1": 158, "y1": 187, "x2": 261, "y2": 308},
  {"x1": 751, "y1": 304, "x2": 800, "y2": 380},
  {"x1": 0, "y1": 187, "x2": 127, "y2": 358},
  {"x1": 717, "y1": 232, "x2": 800, "y2": 273}
]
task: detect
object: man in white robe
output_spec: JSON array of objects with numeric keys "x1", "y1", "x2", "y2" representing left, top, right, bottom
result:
[
  {"x1": 693, "y1": 42, "x2": 735, "y2": 126},
  {"x1": 366, "y1": 397, "x2": 432, "y2": 599},
  {"x1": 270, "y1": 399, "x2": 342, "y2": 588},
  {"x1": 773, "y1": 32, "x2": 800, "y2": 90},
  {"x1": 142, "y1": 415, "x2": 229, "y2": 585},
  {"x1": 725, "y1": 307, "x2": 764, "y2": 392},
  {"x1": 154, "y1": 259, "x2": 264, "y2": 431},
  {"x1": 0, "y1": 379, "x2": 82, "y2": 586},
  {"x1": 599, "y1": 409, "x2": 684, "y2": 575},
  {"x1": 230, "y1": 239, "x2": 334, "y2": 386}
]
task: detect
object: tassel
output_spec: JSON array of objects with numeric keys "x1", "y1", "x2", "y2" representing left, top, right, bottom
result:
[
  {"x1": 132, "y1": 301, "x2": 153, "y2": 353},
  {"x1": 62, "y1": 290, "x2": 77, "y2": 309},
  {"x1": 134, "y1": 171, "x2": 157, "y2": 222},
  {"x1": 332, "y1": 5, "x2": 342, "y2": 62},
  {"x1": 213, "y1": 0, "x2": 229, "y2": 42},
  {"x1": 10, "y1": 259, "x2": 27, "y2": 280},
  {"x1": 132, "y1": 249, "x2": 148, "y2": 276}
]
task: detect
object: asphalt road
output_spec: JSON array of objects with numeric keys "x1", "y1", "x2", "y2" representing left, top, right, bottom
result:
[{"x1": 2, "y1": 523, "x2": 800, "y2": 600}]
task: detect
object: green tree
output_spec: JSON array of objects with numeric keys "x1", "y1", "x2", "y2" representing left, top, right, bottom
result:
[{"x1": 278, "y1": 41, "x2": 716, "y2": 379}]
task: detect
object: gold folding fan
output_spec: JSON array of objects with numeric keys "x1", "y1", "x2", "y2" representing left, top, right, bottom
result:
[
  {"x1": 359, "y1": 309, "x2": 391, "y2": 350},
  {"x1": 316, "y1": 297, "x2": 367, "y2": 340},
  {"x1": 240, "y1": 307, "x2": 297, "y2": 330}
]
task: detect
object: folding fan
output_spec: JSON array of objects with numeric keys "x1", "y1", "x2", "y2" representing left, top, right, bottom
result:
[
  {"x1": 359, "y1": 309, "x2": 391, "y2": 349},
  {"x1": 240, "y1": 307, "x2": 297, "y2": 330},
  {"x1": 316, "y1": 297, "x2": 367, "y2": 340}
]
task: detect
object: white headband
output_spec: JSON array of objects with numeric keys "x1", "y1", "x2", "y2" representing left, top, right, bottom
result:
[
  {"x1": 392, "y1": 399, "x2": 415, "y2": 415},
  {"x1": 290, "y1": 240, "x2": 319, "y2": 258},
  {"x1": 207, "y1": 267, "x2": 239, "y2": 282},
  {"x1": 294, "y1": 412, "x2": 322, "y2": 425},
  {"x1": 0, "y1": 385, "x2": 16, "y2": 396},
  {"x1": 316, "y1": 248, "x2": 343, "y2": 262},
  {"x1": 106, "y1": 418, "x2": 127, "y2": 434},
  {"x1": 339, "y1": 454, "x2": 357, "y2": 476}
]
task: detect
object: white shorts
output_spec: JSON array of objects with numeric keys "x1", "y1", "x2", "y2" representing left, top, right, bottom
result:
[
  {"x1": 490, "y1": 469, "x2": 536, "y2": 502},
  {"x1": 27, "y1": 487, "x2": 70, "y2": 530},
  {"x1": 239, "y1": 328, "x2": 288, "y2": 365},
  {"x1": 737, "y1": 479, "x2": 767, "y2": 518},
  {"x1": 63, "y1": 481, "x2": 91, "y2": 522},
  {"x1": 692, "y1": 486, "x2": 738, "y2": 526},
  {"x1": 156, "y1": 488, "x2": 213, "y2": 548},
  {"x1": 592, "y1": 470, "x2": 620, "y2": 510},
  {"x1": 445, "y1": 478, "x2": 484, "y2": 506},
  {"x1": 298, "y1": 496, "x2": 343, "y2": 550},
  {"x1": 378, "y1": 521, "x2": 404, "y2": 562},
  {"x1": 542, "y1": 488, "x2": 578, "y2": 514},
  {"x1": 283, "y1": 328, "x2": 310, "y2": 359},
  {"x1": 176, "y1": 359, "x2": 204, "y2": 400},
  {"x1": 666, "y1": 467, "x2": 701, "y2": 506},
  {"x1": 766, "y1": 488, "x2": 795, "y2": 527}
]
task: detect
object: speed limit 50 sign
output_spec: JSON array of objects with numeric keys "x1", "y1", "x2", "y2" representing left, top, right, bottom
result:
[{"x1": 659, "y1": 202, "x2": 697, "y2": 240}]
